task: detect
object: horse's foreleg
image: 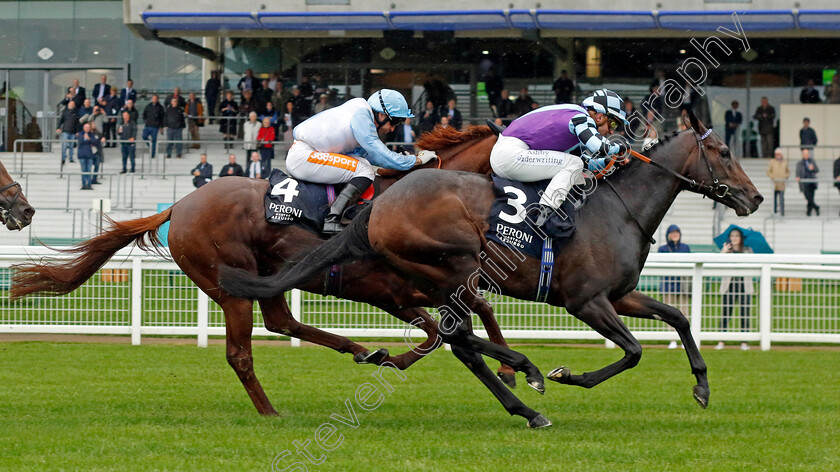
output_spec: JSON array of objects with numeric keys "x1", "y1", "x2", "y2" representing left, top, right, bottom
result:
[
  {"x1": 258, "y1": 296, "x2": 382, "y2": 364},
  {"x1": 611, "y1": 290, "x2": 709, "y2": 408},
  {"x1": 222, "y1": 297, "x2": 279, "y2": 416},
  {"x1": 547, "y1": 295, "x2": 642, "y2": 389}
]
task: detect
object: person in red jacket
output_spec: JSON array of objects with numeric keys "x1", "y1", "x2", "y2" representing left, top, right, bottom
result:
[{"x1": 257, "y1": 117, "x2": 276, "y2": 175}]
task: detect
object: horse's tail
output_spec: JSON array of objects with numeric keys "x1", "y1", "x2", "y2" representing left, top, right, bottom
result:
[
  {"x1": 10, "y1": 207, "x2": 173, "y2": 300},
  {"x1": 218, "y1": 204, "x2": 375, "y2": 300}
]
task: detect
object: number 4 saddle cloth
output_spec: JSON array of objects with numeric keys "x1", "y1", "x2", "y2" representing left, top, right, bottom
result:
[
  {"x1": 485, "y1": 174, "x2": 577, "y2": 259},
  {"x1": 264, "y1": 169, "x2": 375, "y2": 234}
]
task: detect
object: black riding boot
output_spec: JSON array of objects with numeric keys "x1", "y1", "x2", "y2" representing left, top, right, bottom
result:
[{"x1": 323, "y1": 177, "x2": 371, "y2": 234}]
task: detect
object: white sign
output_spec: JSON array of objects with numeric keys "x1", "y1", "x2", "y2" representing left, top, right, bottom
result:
[
  {"x1": 92, "y1": 198, "x2": 111, "y2": 213},
  {"x1": 37, "y1": 48, "x2": 54, "y2": 61},
  {"x1": 36, "y1": 111, "x2": 44, "y2": 118}
]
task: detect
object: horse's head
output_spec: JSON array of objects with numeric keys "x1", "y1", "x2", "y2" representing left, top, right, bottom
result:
[
  {"x1": 680, "y1": 108, "x2": 763, "y2": 216},
  {"x1": 0, "y1": 161, "x2": 34, "y2": 230}
]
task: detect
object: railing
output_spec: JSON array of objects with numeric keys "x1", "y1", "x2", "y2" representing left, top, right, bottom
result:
[{"x1": 1, "y1": 250, "x2": 838, "y2": 350}]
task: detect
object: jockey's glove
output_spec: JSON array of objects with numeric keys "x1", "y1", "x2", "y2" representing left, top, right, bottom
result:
[{"x1": 417, "y1": 150, "x2": 437, "y2": 164}]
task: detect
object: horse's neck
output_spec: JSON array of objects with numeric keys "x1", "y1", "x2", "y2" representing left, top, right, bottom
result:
[{"x1": 595, "y1": 137, "x2": 692, "y2": 243}]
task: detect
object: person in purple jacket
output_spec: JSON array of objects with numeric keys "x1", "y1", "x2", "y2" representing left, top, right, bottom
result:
[{"x1": 489, "y1": 89, "x2": 630, "y2": 233}]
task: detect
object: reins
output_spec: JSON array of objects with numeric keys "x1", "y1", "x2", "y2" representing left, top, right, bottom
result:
[
  {"x1": 604, "y1": 127, "x2": 724, "y2": 246},
  {"x1": 629, "y1": 128, "x2": 729, "y2": 199}
]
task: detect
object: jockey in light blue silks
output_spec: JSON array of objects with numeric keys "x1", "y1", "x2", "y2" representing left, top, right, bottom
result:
[
  {"x1": 286, "y1": 89, "x2": 436, "y2": 233},
  {"x1": 489, "y1": 89, "x2": 630, "y2": 232}
]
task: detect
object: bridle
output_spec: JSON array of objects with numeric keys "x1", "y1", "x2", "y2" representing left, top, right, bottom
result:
[
  {"x1": 603, "y1": 127, "x2": 728, "y2": 245},
  {"x1": 631, "y1": 128, "x2": 730, "y2": 199},
  {"x1": 0, "y1": 181, "x2": 23, "y2": 224}
]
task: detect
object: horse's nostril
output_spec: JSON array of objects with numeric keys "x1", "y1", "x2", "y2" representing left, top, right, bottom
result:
[
  {"x1": 753, "y1": 194, "x2": 764, "y2": 205},
  {"x1": 23, "y1": 207, "x2": 35, "y2": 220}
]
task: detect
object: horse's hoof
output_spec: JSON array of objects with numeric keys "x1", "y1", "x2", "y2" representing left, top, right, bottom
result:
[
  {"x1": 527, "y1": 414, "x2": 552, "y2": 429},
  {"x1": 527, "y1": 378, "x2": 545, "y2": 395},
  {"x1": 693, "y1": 385, "x2": 710, "y2": 409},
  {"x1": 497, "y1": 371, "x2": 517, "y2": 389},
  {"x1": 547, "y1": 366, "x2": 572, "y2": 383},
  {"x1": 353, "y1": 348, "x2": 389, "y2": 365}
]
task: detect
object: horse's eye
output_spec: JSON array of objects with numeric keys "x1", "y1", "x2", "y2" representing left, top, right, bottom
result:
[{"x1": 721, "y1": 148, "x2": 731, "y2": 160}]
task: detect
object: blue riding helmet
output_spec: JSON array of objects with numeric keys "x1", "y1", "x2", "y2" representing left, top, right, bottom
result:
[
  {"x1": 368, "y1": 89, "x2": 415, "y2": 119},
  {"x1": 581, "y1": 89, "x2": 629, "y2": 128}
]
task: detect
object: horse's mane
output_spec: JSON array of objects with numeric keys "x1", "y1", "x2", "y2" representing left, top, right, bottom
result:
[{"x1": 415, "y1": 125, "x2": 494, "y2": 151}]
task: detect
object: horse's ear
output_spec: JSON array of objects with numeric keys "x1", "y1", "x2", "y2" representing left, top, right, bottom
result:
[{"x1": 682, "y1": 106, "x2": 704, "y2": 133}]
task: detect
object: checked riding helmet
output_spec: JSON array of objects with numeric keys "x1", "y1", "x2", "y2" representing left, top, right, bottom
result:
[
  {"x1": 368, "y1": 89, "x2": 414, "y2": 127},
  {"x1": 582, "y1": 89, "x2": 629, "y2": 130}
]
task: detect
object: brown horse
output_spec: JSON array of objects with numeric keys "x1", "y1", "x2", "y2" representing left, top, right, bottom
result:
[
  {"x1": 218, "y1": 110, "x2": 764, "y2": 427},
  {"x1": 0, "y1": 160, "x2": 34, "y2": 230},
  {"x1": 10, "y1": 126, "x2": 510, "y2": 416}
]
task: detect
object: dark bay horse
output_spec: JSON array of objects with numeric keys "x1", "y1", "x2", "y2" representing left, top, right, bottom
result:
[
  {"x1": 219, "y1": 110, "x2": 763, "y2": 426},
  {"x1": 0, "y1": 160, "x2": 34, "y2": 230},
  {"x1": 9, "y1": 126, "x2": 505, "y2": 417}
]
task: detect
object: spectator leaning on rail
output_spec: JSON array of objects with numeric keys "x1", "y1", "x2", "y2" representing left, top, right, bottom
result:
[
  {"x1": 191, "y1": 153, "x2": 213, "y2": 188},
  {"x1": 488, "y1": 89, "x2": 629, "y2": 235},
  {"x1": 256, "y1": 117, "x2": 276, "y2": 175},
  {"x1": 219, "y1": 153, "x2": 244, "y2": 177},
  {"x1": 142, "y1": 95, "x2": 165, "y2": 158},
  {"x1": 286, "y1": 89, "x2": 436, "y2": 234},
  {"x1": 657, "y1": 224, "x2": 691, "y2": 350},
  {"x1": 766, "y1": 148, "x2": 790, "y2": 216},
  {"x1": 717, "y1": 228, "x2": 754, "y2": 351},
  {"x1": 242, "y1": 112, "x2": 261, "y2": 163}
]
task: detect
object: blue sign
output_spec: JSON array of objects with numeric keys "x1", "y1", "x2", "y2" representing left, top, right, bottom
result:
[{"x1": 156, "y1": 203, "x2": 173, "y2": 247}]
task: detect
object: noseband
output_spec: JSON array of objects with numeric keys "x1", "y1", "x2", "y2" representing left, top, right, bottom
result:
[{"x1": 0, "y1": 181, "x2": 24, "y2": 223}]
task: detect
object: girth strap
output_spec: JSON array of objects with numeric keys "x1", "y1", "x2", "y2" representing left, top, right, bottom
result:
[{"x1": 535, "y1": 237, "x2": 554, "y2": 303}]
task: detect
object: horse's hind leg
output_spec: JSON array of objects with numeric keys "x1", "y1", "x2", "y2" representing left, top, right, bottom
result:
[
  {"x1": 258, "y1": 296, "x2": 384, "y2": 364},
  {"x1": 221, "y1": 297, "x2": 279, "y2": 416},
  {"x1": 611, "y1": 290, "x2": 709, "y2": 408},
  {"x1": 473, "y1": 302, "x2": 517, "y2": 388},
  {"x1": 547, "y1": 295, "x2": 642, "y2": 389},
  {"x1": 381, "y1": 307, "x2": 443, "y2": 370}
]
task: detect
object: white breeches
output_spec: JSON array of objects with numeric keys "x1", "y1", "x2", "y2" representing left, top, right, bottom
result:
[
  {"x1": 285, "y1": 140, "x2": 375, "y2": 184},
  {"x1": 490, "y1": 135, "x2": 583, "y2": 209}
]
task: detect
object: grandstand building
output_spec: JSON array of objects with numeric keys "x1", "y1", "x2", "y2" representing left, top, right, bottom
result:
[{"x1": 2, "y1": 0, "x2": 840, "y2": 252}]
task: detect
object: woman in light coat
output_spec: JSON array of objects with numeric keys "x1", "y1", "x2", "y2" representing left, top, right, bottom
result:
[
  {"x1": 717, "y1": 228, "x2": 754, "y2": 350},
  {"x1": 242, "y1": 111, "x2": 261, "y2": 162}
]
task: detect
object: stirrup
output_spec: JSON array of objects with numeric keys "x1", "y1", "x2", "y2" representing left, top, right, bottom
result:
[{"x1": 323, "y1": 215, "x2": 345, "y2": 235}]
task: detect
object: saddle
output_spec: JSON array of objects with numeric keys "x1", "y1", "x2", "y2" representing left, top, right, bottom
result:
[
  {"x1": 485, "y1": 174, "x2": 577, "y2": 260},
  {"x1": 264, "y1": 169, "x2": 377, "y2": 235}
]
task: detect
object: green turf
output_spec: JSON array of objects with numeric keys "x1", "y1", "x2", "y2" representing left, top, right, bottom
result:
[{"x1": 1, "y1": 342, "x2": 838, "y2": 471}]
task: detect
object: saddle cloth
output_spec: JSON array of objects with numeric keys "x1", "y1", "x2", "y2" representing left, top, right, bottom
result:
[
  {"x1": 264, "y1": 169, "x2": 374, "y2": 234},
  {"x1": 485, "y1": 174, "x2": 576, "y2": 259}
]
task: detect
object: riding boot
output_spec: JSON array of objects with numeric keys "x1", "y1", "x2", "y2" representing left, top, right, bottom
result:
[{"x1": 323, "y1": 177, "x2": 371, "y2": 234}]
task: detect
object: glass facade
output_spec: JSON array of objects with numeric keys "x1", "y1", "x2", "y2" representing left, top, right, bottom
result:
[{"x1": 0, "y1": 1, "x2": 203, "y2": 94}]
